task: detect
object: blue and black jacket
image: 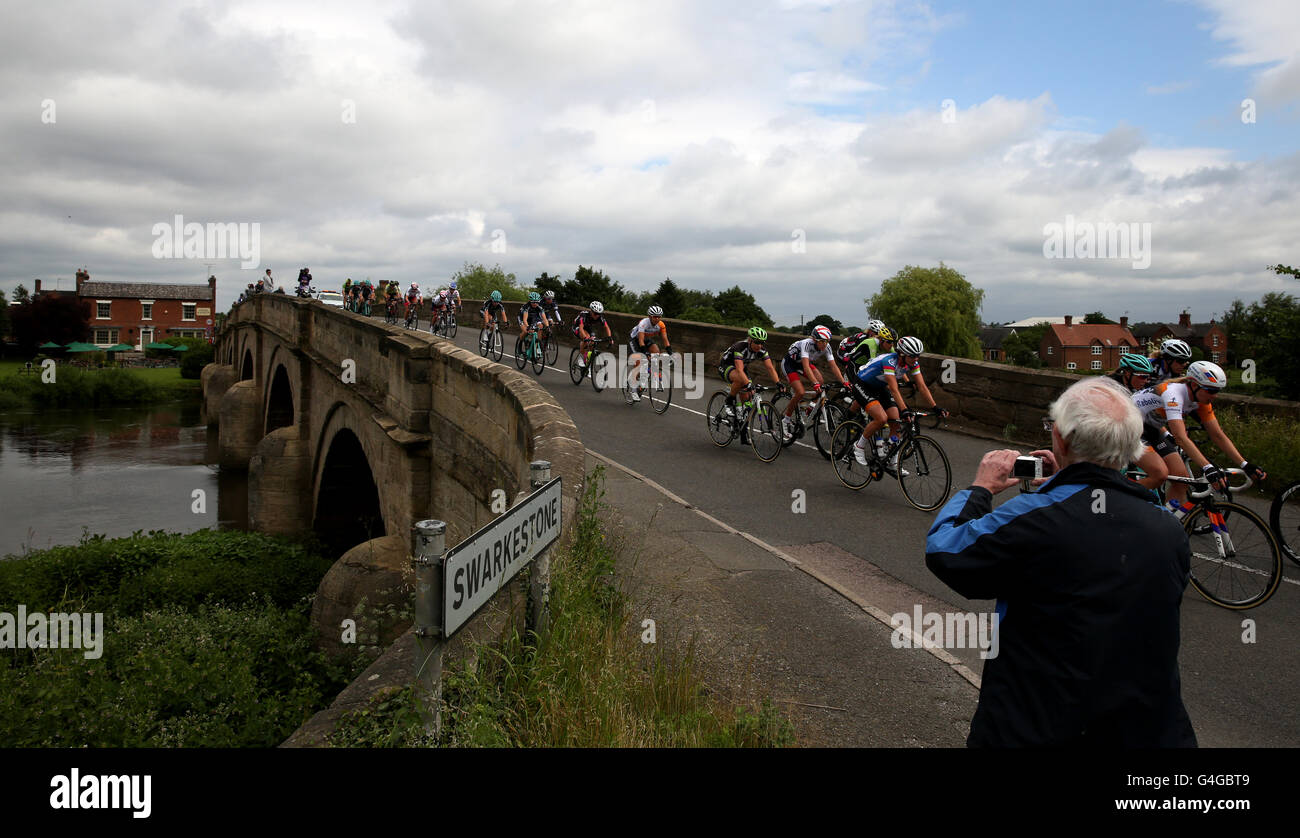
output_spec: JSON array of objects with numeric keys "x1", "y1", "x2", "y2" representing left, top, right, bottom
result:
[{"x1": 925, "y1": 462, "x2": 1197, "y2": 748}]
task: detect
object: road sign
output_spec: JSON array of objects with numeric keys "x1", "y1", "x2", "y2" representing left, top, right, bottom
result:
[{"x1": 443, "y1": 476, "x2": 561, "y2": 636}]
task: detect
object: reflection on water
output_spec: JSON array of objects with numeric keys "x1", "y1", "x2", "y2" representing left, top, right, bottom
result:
[{"x1": 0, "y1": 403, "x2": 248, "y2": 558}]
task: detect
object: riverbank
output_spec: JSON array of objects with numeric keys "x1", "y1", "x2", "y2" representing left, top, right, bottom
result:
[
  {"x1": 0, "y1": 363, "x2": 200, "y2": 409},
  {"x1": 0, "y1": 528, "x2": 361, "y2": 747}
]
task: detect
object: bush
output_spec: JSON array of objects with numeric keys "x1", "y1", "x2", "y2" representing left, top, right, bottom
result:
[
  {"x1": 180, "y1": 342, "x2": 215, "y2": 378},
  {"x1": 1212, "y1": 409, "x2": 1300, "y2": 494}
]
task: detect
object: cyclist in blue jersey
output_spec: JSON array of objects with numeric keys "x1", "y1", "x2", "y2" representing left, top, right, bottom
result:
[{"x1": 847, "y1": 336, "x2": 945, "y2": 465}]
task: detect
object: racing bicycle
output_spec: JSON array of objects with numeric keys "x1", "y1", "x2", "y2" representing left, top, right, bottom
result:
[
  {"x1": 706, "y1": 383, "x2": 785, "y2": 463},
  {"x1": 770, "y1": 382, "x2": 853, "y2": 460},
  {"x1": 1270, "y1": 479, "x2": 1300, "y2": 568},
  {"x1": 623, "y1": 352, "x2": 673, "y2": 415},
  {"x1": 830, "y1": 410, "x2": 952, "y2": 511},
  {"x1": 569, "y1": 336, "x2": 615, "y2": 391},
  {"x1": 515, "y1": 324, "x2": 546, "y2": 375},
  {"x1": 478, "y1": 320, "x2": 504, "y2": 362}
]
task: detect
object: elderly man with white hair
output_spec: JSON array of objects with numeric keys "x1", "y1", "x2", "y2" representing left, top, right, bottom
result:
[{"x1": 925, "y1": 377, "x2": 1196, "y2": 748}]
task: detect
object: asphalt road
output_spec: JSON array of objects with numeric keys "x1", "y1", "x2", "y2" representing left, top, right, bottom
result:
[{"x1": 415, "y1": 316, "x2": 1300, "y2": 747}]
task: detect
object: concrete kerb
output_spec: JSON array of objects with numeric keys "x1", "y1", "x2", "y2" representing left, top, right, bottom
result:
[{"x1": 584, "y1": 448, "x2": 984, "y2": 691}]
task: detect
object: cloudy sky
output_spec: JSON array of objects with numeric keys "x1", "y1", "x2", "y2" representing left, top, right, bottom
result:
[{"x1": 2, "y1": 0, "x2": 1297, "y2": 326}]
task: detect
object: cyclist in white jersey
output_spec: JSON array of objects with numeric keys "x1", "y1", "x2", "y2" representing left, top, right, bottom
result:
[
  {"x1": 779, "y1": 325, "x2": 849, "y2": 437},
  {"x1": 627, "y1": 306, "x2": 671, "y2": 402}
]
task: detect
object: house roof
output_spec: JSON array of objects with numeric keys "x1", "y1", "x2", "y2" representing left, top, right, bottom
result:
[
  {"x1": 80, "y1": 281, "x2": 214, "y2": 300},
  {"x1": 1004, "y1": 315, "x2": 1079, "y2": 328},
  {"x1": 1129, "y1": 321, "x2": 1221, "y2": 341},
  {"x1": 979, "y1": 326, "x2": 1015, "y2": 349},
  {"x1": 1044, "y1": 323, "x2": 1137, "y2": 347}
]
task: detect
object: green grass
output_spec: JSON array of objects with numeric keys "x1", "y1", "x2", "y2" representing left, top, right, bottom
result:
[
  {"x1": 0, "y1": 363, "x2": 198, "y2": 409},
  {"x1": 0, "y1": 528, "x2": 357, "y2": 747},
  {"x1": 1211, "y1": 409, "x2": 1300, "y2": 494},
  {"x1": 328, "y1": 467, "x2": 796, "y2": 748}
]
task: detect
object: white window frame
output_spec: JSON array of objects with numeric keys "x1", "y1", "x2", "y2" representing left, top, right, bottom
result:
[
  {"x1": 1091, "y1": 360, "x2": 1102, "y2": 370},
  {"x1": 1117, "y1": 345, "x2": 1128, "y2": 354},
  {"x1": 1091, "y1": 345, "x2": 1102, "y2": 355},
  {"x1": 1047, "y1": 345, "x2": 1054, "y2": 355},
  {"x1": 141, "y1": 299, "x2": 154, "y2": 320},
  {"x1": 1066, "y1": 361, "x2": 1077, "y2": 370},
  {"x1": 92, "y1": 328, "x2": 119, "y2": 346},
  {"x1": 1213, "y1": 334, "x2": 1220, "y2": 347},
  {"x1": 96, "y1": 300, "x2": 111, "y2": 319},
  {"x1": 182, "y1": 302, "x2": 196, "y2": 321}
]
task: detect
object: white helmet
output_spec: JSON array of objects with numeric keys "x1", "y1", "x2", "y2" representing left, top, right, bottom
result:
[
  {"x1": 1160, "y1": 338, "x2": 1193, "y2": 361},
  {"x1": 648, "y1": 305, "x2": 663, "y2": 317},
  {"x1": 409, "y1": 282, "x2": 419, "y2": 290},
  {"x1": 590, "y1": 301, "x2": 604, "y2": 314},
  {"x1": 896, "y1": 335, "x2": 924, "y2": 356},
  {"x1": 812, "y1": 325, "x2": 832, "y2": 341},
  {"x1": 867, "y1": 319, "x2": 886, "y2": 334},
  {"x1": 1186, "y1": 360, "x2": 1226, "y2": 390}
]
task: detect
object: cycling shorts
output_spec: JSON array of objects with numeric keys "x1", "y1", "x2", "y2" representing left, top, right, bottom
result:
[{"x1": 1142, "y1": 425, "x2": 1178, "y2": 458}]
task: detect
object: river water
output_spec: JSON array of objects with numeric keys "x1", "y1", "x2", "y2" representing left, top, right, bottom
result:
[{"x1": 0, "y1": 402, "x2": 248, "y2": 558}]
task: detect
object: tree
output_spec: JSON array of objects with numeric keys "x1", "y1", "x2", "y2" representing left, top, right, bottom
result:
[
  {"x1": 654, "y1": 278, "x2": 686, "y2": 319},
  {"x1": 451, "y1": 262, "x2": 521, "y2": 301},
  {"x1": 1083, "y1": 311, "x2": 1116, "y2": 324},
  {"x1": 1219, "y1": 292, "x2": 1300, "y2": 399},
  {"x1": 804, "y1": 314, "x2": 843, "y2": 336},
  {"x1": 713, "y1": 285, "x2": 773, "y2": 328},
  {"x1": 0, "y1": 289, "x2": 9, "y2": 340},
  {"x1": 679, "y1": 305, "x2": 725, "y2": 325},
  {"x1": 534, "y1": 272, "x2": 565, "y2": 301},
  {"x1": 1268, "y1": 264, "x2": 1300, "y2": 280},
  {"x1": 867, "y1": 263, "x2": 983, "y2": 358},
  {"x1": 10, "y1": 293, "x2": 91, "y2": 353},
  {"x1": 565, "y1": 265, "x2": 636, "y2": 311},
  {"x1": 12, "y1": 283, "x2": 30, "y2": 305}
]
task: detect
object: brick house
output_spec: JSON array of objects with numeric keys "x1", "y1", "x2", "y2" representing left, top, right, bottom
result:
[
  {"x1": 979, "y1": 326, "x2": 1016, "y2": 361},
  {"x1": 1039, "y1": 315, "x2": 1138, "y2": 371},
  {"x1": 34, "y1": 269, "x2": 218, "y2": 349},
  {"x1": 1129, "y1": 312, "x2": 1228, "y2": 364}
]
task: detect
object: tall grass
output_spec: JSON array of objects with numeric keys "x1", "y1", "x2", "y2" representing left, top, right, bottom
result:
[
  {"x1": 0, "y1": 366, "x2": 197, "y2": 410},
  {"x1": 329, "y1": 468, "x2": 795, "y2": 748},
  {"x1": 1213, "y1": 409, "x2": 1300, "y2": 493}
]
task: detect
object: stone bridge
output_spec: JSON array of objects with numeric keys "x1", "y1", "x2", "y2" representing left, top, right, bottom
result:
[{"x1": 202, "y1": 293, "x2": 583, "y2": 654}]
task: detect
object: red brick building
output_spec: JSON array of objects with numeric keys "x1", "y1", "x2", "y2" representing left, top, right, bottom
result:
[
  {"x1": 1129, "y1": 312, "x2": 1228, "y2": 364},
  {"x1": 1039, "y1": 315, "x2": 1139, "y2": 371},
  {"x1": 34, "y1": 269, "x2": 218, "y2": 348}
]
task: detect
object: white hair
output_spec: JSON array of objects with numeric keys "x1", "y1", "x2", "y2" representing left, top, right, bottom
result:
[{"x1": 1048, "y1": 377, "x2": 1143, "y2": 470}]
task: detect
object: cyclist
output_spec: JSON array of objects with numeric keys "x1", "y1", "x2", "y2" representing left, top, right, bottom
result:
[
  {"x1": 518, "y1": 290, "x2": 550, "y2": 340},
  {"x1": 1148, "y1": 338, "x2": 1192, "y2": 386},
  {"x1": 836, "y1": 319, "x2": 888, "y2": 370},
  {"x1": 480, "y1": 289, "x2": 507, "y2": 331},
  {"x1": 572, "y1": 300, "x2": 612, "y2": 368},
  {"x1": 848, "y1": 336, "x2": 945, "y2": 466},
  {"x1": 446, "y1": 280, "x2": 462, "y2": 313},
  {"x1": 404, "y1": 282, "x2": 423, "y2": 323},
  {"x1": 627, "y1": 305, "x2": 671, "y2": 402},
  {"x1": 780, "y1": 325, "x2": 850, "y2": 437},
  {"x1": 1130, "y1": 360, "x2": 1267, "y2": 516},
  {"x1": 541, "y1": 290, "x2": 563, "y2": 338},
  {"x1": 358, "y1": 279, "x2": 374, "y2": 312},
  {"x1": 839, "y1": 325, "x2": 896, "y2": 407},
  {"x1": 341, "y1": 278, "x2": 354, "y2": 310},
  {"x1": 719, "y1": 326, "x2": 783, "y2": 419},
  {"x1": 1108, "y1": 353, "x2": 1154, "y2": 394}
]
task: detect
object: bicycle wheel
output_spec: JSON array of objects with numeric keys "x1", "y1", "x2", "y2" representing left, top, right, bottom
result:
[
  {"x1": 590, "y1": 351, "x2": 611, "y2": 392},
  {"x1": 490, "y1": 328, "x2": 503, "y2": 362},
  {"x1": 896, "y1": 435, "x2": 952, "y2": 511},
  {"x1": 569, "y1": 346, "x2": 586, "y2": 385},
  {"x1": 480, "y1": 328, "x2": 492, "y2": 358},
  {"x1": 706, "y1": 391, "x2": 735, "y2": 447},
  {"x1": 1270, "y1": 480, "x2": 1300, "y2": 566},
  {"x1": 649, "y1": 358, "x2": 673, "y2": 414},
  {"x1": 769, "y1": 394, "x2": 797, "y2": 448},
  {"x1": 447, "y1": 313, "x2": 457, "y2": 338},
  {"x1": 622, "y1": 361, "x2": 637, "y2": 404},
  {"x1": 514, "y1": 334, "x2": 527, "y2": 370},
  {"x1": 1185, "y1": 501, "x2": 1282, "y2": 609},
  {"x1": 748, "y1": 402, "x2": 783, "y2": 462},
  {"x1": 531, "y1": 336, "x2": 545, "y2": 374},
  {"x1": 813, "y1": 402, "x2": 848, "y2": 460},
  {"x1": 830, "y1": 420, "x2": 873, "y2": 490},
  {"x1": 545, "y1": 332, "x2": 558, "y2": 365}
]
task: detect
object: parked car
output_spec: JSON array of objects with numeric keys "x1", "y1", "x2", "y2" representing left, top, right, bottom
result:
[{"x1": 317, "y1": 289, "x2": 344, "y2": 308}]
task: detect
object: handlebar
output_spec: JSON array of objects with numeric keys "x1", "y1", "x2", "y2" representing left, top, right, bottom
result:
[{"x1": 1166, "y1": 467, "x2": 1253, "y2": 498}]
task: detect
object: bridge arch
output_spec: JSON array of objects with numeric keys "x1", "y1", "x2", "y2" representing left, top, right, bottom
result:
[
  {"x1": 240, "y1": 347, "x2": 255, "y2": 381},
  {"x1": 312, "y1": 402, "x2": 386, "y2": 555},
  {"x1": 265, "y1": 364, "x2": 295, "y2": 434}
]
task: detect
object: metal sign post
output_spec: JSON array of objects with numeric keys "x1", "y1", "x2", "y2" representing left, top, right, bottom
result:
[
  {"x1": 411, "y1": 520, "x2": 446, "y2": 738},
  {"x1": 528, "y1": 461, "x2": 552, "y2": 638}
]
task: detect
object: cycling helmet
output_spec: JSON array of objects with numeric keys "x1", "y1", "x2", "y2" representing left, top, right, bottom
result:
[
  {"x1": 896, "y1": 336, "x2": 924, "y2": 356},
  {"x1": 812, "y1": 325, "x2": 832, "y2": 342},
  {"x1": 647, "y1": 305, "x2": 664, "y2": 317},
  {"x1": 1186, "y1": 360, "x2": 1226, "y2": 391},
  {"x1": 747, "y1": 326, "x2": 768, "y2": 341},
  {"x1": 589, "y1": 301, "x2": 604, "y2": 314},
  {"x1": 867, "y1": 319, "x2": 887, "y2": 334},
  {"x1": 875, "y1": 326, "x2": 897, "y2": 343},
  {"x1": 543, "y1": 290, "x2": 555, "y2": 301},
  {"x1": 1117, "y1": 353, "x2": 1154, "y2": 375},
  {"x1": 490, "y1": 290, "x2": 502, "y2": 302},
  {"x1": 449, "y1": 281, "x2": 457, "y2": 289},
  {"x1": 1160, "y1": 338, "x2": 1193, "y2": 361},
  {"x1": 528, "y1": 291, "x2": 541, "y2": 302},
  {"x1": 409, "y1": 282, "x2": 419, "y2": 290}
]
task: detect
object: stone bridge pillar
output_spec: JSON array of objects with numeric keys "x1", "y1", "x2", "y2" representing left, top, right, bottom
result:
[
  {"x1": 248, "y1": 426, "x2": 313, "y2": 534},
  {"x1": 218, "y1": 380, "x2": 263, "y2": 468},
  {"x1": 202, "y1": 363, "x2": 236, "y2": 427}
]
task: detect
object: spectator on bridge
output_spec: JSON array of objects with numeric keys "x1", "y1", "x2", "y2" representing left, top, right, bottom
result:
[
  {"x1": 264, "y1": 268, "x2": 275, "y2": 291},
  {"x1": 925, "y1": 376, "x2": 1196, "y2": 748}
]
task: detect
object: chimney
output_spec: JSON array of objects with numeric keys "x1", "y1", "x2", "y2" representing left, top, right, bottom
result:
[
  {"x1": 34, "y1": 279, "x2": 41, "y2": 294},
  {"x1": 1178, "y1": 311, "x2": 1191, "y2": 328},
  {"x1": 1119, "y1": 315, "x2": 1128, "y2": 329},
  {"x1": 75, "y1": 269, "x2": 89, "y2": 295},
  {"x1": 209, "y1": 274, "x2": 217, "y2": 300},
  {"x1": 1064, "y1": 314, "x2": 1073, "y2": 327}
]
